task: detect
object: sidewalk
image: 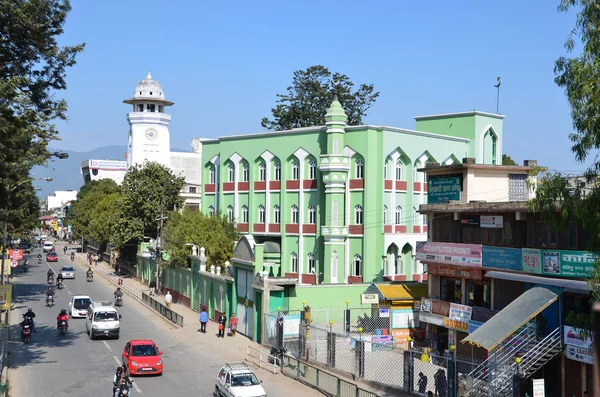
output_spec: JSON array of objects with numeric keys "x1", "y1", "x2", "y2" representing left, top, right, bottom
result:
[{"x1": 71, "y1": 249, "x2": 395, "y2": 397}]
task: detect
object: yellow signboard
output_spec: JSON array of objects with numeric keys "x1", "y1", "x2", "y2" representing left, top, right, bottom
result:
[
  {"x1": 0, "y1": 284, "x2": 12, "y2": 310},
  {"x1": 1, "y1": 260, "x2": 11, "y2": 278}
]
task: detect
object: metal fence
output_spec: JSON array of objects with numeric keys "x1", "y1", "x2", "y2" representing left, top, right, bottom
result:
[
  {"x1": 141, "y1": 292, "x2": 184, "y2": 327},
  {"x1": 306, "y1": 306, "x2": 392, "y2": 334}
]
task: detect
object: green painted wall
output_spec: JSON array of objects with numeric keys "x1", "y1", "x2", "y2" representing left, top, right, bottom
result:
[{"x1": 286, "y1": 284, "x2": 369, "y2": 310}]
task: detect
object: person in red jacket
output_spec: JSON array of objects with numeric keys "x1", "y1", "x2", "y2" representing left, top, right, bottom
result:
[{"x1": 57, "y1": 309, "x2": 69, "y2": 329}]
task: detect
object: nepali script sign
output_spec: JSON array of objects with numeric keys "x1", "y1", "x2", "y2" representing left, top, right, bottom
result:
[{"x1": 416, "y1": 242, "x2": 482, "y2": 266}]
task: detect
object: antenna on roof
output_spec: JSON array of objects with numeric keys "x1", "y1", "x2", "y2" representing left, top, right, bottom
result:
[{"x1": 494, "y1": 77, "x2": 502, "y2": 114}]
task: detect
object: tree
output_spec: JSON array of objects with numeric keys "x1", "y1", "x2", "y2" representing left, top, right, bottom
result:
[
  {"x1": 88, "y1": 193, "x2": 120, "y2": 245},
  {"x1": 163, "y1": 208, "x2": 239, "y2": 268},
  {"x1": 110, "y1": 162, "x2": 185, "y2": 248},
  {"x1": 0, "y1": 0, "x2": 84, "y2": 221},
  {"x1": 261, "y1": 65, "x2": 379, "y2": 131},
  {"x1": 5, "y1": 182, "x2": 41, "y2": 238},
  {"x1": 502, "y1": 154, "x2": 517, "y2": 166},
  {"x1": 530, "y1": 0, "x2": 600, "y2": 301},
  {"x1": 68, "y1": 179, "x2": 120, "y2": 240}
]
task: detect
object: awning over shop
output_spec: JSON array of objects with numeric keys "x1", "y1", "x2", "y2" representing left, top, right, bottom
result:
[
  {"x1": 363, "y1": 282, "x2": 428, "y2": 302},
  {"x1": 485, "y1": 271, "x2": 590, "y2": 293},
  {"x1": 461, "y1": 287, "x2": 558, "y2": 351}
]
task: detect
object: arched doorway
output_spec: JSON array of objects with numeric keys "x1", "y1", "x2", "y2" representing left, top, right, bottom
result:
[
  {"x1": 401, "y1": 243, "x2": 414, "y2": 276},
  {"x1": 387, "y1": 243, "x2": 399, "y2": 275}
]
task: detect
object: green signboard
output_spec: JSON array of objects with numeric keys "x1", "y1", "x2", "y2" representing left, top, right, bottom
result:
[
  {"x1": 541, "y1": 250, "x2": 597, "y2": 278},
  {"x1": 427, "y1": 175, "x2": 461, "y2": 204}
]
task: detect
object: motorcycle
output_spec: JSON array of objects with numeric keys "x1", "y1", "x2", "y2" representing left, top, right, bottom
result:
[
  {"x1": 23, "y1": 262, "x2": 29, "y2": 272},
  {"x1": 47, "y1": 275, "x2": 54, "y2": 284},
  {"x1": 86, "y1": 273, "x2": 93, "y2": 282},
  {"x1": 57, "y1": 279, "x2": 64, "y2": 290},
  {"x1": 46, "y1": 295, "x2": 54, "y2": 307},
  {"x1": 114, "y1": 295, "x2": 123, "y2": 307},
  {"x1": 22, "y1": 314, "x2": 35, "y2": 333},
  {"x1": 116, "y1": 384, "x2": 130, "y2": 397},
  {"x1": 21, "y1": 324, "x2": 31, "y2": 344},
  {"x1": 70, "y1": 254, "x2": 74, "y2": 262},
  {"x1": 268, "y1": 346, "x2": 288, "y2": 365},
  {"x1": 58, "y1": 320, "x2": 68, "y2": 336},
  {"x1": 38, "y1": 258, "x2": 42, "y2": 264}
]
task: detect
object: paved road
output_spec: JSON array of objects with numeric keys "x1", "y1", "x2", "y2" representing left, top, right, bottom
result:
[{"x1": 7, "y1": 248, "x2": 301, "y2": 397}]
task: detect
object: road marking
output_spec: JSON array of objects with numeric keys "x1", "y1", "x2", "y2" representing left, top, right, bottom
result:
[
  {"x1": 112, "y1": 356, "x2": 142, "y2": 394},
  {"x1": 103, "y1": 340, "x2": 112, "y2": 351}
]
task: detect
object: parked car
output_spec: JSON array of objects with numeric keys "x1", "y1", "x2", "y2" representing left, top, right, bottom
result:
[{"x1": 214, "y1": 362, "x2": 266, "y2": 397}]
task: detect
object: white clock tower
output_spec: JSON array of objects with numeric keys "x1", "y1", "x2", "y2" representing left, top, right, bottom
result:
[{"x1": 123, "y1": 72, "x2": 173, "y2": 168}]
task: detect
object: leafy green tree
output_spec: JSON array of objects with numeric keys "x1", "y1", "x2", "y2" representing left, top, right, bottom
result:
[
  {"x1": 110, "y1": 162, "x2": 185, "y2": 248},
  {"x1": 261, "y1": 65, "x2": 380, "y2": 131},
  {"x1": 68, "y1": 179, "x2": 120, "y2": 240},
  {"x1": 0, "y1": 0, "x2": 84, "y2": 219},
  {"x1": 5, "y1": 182, "x2": 41, "y2": 238},
  {"x1": 88, "y1": 193, "x2": 120, "y2": 245},
  {"x1": 530, "y1": 0, "x2": 600, "y2": 301},
  {"x1": 163, "y1": 208, "x2": 239, "y2": 268},
  {"x1": 502, "y1": 154, "x2": 517, "y2": 166}
]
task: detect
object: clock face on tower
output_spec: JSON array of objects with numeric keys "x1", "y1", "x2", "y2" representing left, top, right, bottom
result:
[{"x1": 145, "y1": 128, "x2": 158, "y2": 141}]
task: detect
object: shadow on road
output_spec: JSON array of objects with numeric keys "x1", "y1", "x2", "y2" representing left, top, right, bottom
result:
[
  {"x1": 11, "y1": 283, "x2": 54, "y2": 305},
  {"x1": 8, "y1": 323, "x2": 78, "y2": 370}
]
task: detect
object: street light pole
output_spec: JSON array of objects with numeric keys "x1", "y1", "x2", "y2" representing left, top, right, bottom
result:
[{"x1": 1, "y1": 177, "x2": 52, "y2": 284}]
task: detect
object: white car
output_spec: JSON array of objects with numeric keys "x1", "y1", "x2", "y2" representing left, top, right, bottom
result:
[
  {"x1": 43, "y1": 241, "x2": 54, "y2": 253},
  {"x1": 60, "y1": 266, "x2": 75, "y2": 279},
  {"x1": 69, "y1": 295, "x2": 92, "y2": 318},
  {"x1": 215, "y1": 363, "x2": 266, "y2": 397}
]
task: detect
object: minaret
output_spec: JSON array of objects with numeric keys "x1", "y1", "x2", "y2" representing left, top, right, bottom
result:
[
  {"x1": 319, "y1": 97, "x2": 351, "y2": 284},
  {"x1": 123, "y1": 72, "x2": 174, "y2": 168}
]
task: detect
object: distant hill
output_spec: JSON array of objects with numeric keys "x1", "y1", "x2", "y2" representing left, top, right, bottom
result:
[{"x1": 31, "y1": 145, "x2": 127, "y2": 199}]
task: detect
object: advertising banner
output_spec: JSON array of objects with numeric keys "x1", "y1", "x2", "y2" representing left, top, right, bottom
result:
[
  {"x1": 482, "y1": 246, "x2": 522, "y2": 271},
  {"x1": 428, "y1": 264, "x2": 483, "y2": 280},
  {"x1": 480, "y1": 215, "x2": 503, "y2": 229},
  {"x1": 427, "y1": 174, "x2": 461, "y2": 204},
  {"x1": 443, "y1": 317, "x2": 469, "y2": 332},
  {"x1": 371, "y1": 335, "x2": 394, "y2": 351},
  {"x1": 420, "y1": 298, "x2": 432, "y2": 313},
  {"x1": 564, "y1": 325, "x2": 594, "y2": 350},
  {"x1": 542, "y1": 250, "x2": 597, "y2": 279},
  {"x1": 0, "y1": 284, "x2": 11, "y2": 311},
  {"x1": 283, "y1": 314, "x2": 301, "y2": 338},
  {"x1": 449, "y1": 303, "x2": 473, "y2": 322},
  {"x1": 391, "y1": 309, "x2": 420, "y2": 329},
  {"x1": 522, "y1": 248, "x2": 543, "y2": 274},
  {"x1": 361, "y1": 294, "x2": 379, "y2": 304},
  {"x1": 416, "y1": 242, "x2": 482, "y2": 266},
  {"x1": 460, "y1": 215, "x2": 480, "y2": 226},
  {"x1": 9, "y1": 249, "x2": 23, "y2": 260},
  {"x1": 564, "y1": 345, "x2": 594, "y2": 365},
  {"x1": 431, "y1": 300, "x2": 450, "y2": 317},
  {"x1": 533, "y1": 379, "x2": 545, "y2": 397},
  {"x1": 89, "y1": 159, "x2": 128, "y2": 171}
]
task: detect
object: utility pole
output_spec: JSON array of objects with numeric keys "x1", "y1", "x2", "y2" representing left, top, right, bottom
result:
[
  {"x1": 494, "y1": 76, "x2": 502, "y2": 114},
  {"x1": 155, "y1": 198, "x2": 167, "y2": 292},
  {"x1": 1, "y1": 218, "x2": 7, "y2": 285}
]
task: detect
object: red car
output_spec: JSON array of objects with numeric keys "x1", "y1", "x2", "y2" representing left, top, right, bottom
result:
[
  {"x1": 122, "y1": 340, "x2": 164, "y2": 376},
  {"x1": 46, "y1": 252, "x2": 58, "y2": 262}
]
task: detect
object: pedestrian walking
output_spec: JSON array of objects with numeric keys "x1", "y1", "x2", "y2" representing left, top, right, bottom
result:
[
  {"x1": 229, "y1": 314, "x2": 238, "y2": 336},
  {"x1": 164, "y1": 291, "x2": 173, "y2": 309},
  {"x1": 417, "y1": 372, "x2": 428, "y2": 394},
  {"x1": 114, "y1": 262, "x2": 119, "y2": 276},
  {"x1": 217, "y1": 313, "x2": 227, "y2": 338},
  {"x1": 149, "y1": 280, "x2": 156, "y2": 296},
  {"x1": 434, "y1": 369, "x2": 447, "y2": 397},
  {"x1": 199, "y1": 308, "x2": 208, "y2": 333},
  {"x1": 93, "y1": 254, "x2": 99, "y2": 266}
]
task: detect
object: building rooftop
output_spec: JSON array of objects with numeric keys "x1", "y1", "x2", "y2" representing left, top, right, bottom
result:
[
  {"x1": 419, "y1": 201, "x2": 531, "y2": 213},
  {"x1": 413, "y1": 110, "x2": 506, "y2": 121},
  {"x1": 123, "y1": 72, "x2": 174, "y2": 106}
]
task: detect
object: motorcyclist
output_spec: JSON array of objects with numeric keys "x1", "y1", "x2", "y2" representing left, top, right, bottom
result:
[
  {"x1": 23, "y1": 260, "x2": 29, "y2": 269},
  {"x1": 114, "y1": 287, "x2": 123, "y2": 304},
  {"x1": 22, "y1": 308, "x2": 36, "y2": 332},
  {"x1": 113, "y1": 367, "x2": 132, "y2": 397},
  {"x1": 70, "y1": 251, "x2": 75, "y2": 261},
  {"x1": 47, "y1": 269, "x2": 54, "y2": 282},
  {"x1": 86, "y1": 268, "x2": 93, "y2": 278},
  {"x1": 38, "y1": 253, "x2": 42, "y2": 259},
  {"x1": 46, "y1": 286, "x2": 55, "y2": 304},
  {"x1": 56, "y1": 271, "x2": 64, "y2": 287},
  {"x1": 56, "y1": 309, "x2": 69, "y2": 330}
]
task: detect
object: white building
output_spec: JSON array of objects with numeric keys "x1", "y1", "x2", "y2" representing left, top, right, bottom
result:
[
  {"x1": 46, "y1": 190, "x2": 78, "y2": 211},
  {"x1": 80, "y1": 159, "x2": 127, "y2": 185},
  {"x1": 81, "y1": 72, "x2": 202, "y2": 210}
]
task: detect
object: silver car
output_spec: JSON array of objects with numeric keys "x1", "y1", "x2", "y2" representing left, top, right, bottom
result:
[{"x1": 60, "y1": 266, "x2": 75, "y2": 279}]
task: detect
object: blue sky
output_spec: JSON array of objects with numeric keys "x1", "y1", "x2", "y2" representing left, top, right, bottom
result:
[{"x1": 54, "y1": 0, "x2": 588, "y2": 174}]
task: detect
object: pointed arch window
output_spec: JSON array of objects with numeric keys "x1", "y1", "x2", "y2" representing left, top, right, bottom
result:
[
  {"x1": 258, "y1": 205, "x2": 265, "y2": 223},
  {"x1": 395, "y1": 160, "x2": 403, "y2": 180},
  {"x1": 308, "y1": 160, "x2": 317, "y2": 180},
  {"x1": 242, "y1": 163, "x2": 249, "y2": 182},
  {"x1": 274, "y1": 162, "x2": 281, "y2": 181},
  {"x1": 356, "y1": 159, "x2": 364, "y2": 179},
  {"x1": 228, "y1": 164, "x2": 235, "y2": 182},
  {"x1": 227, "y1": 205, "x2": 234, "y2": 223},
  {"x1": 274, "y1": 205, "x2": 280, "y2": 224},
  {"x1": 308, "y1": 205, "x2": 316, "y2": 224},
  {"x1": 209, "y1": 166, "x2": 216, "y2": 184},
  {"x1": 258, "y1": 162, "x2": 266, "y2": 181},
  {"x1": 291, "y1": 252, "x2": 299, "y2": 273},
  {"x1": 208, "y1": 205, "x2": 216, "y2": 217},
  {"x1": 395, "y1": 206, "x2": 402, "y2": 225},
  {"x1": 292, "y1": 161, "x2": 300, "y2": 180},
  {"x1": 291, "y1": 205, "x2": 299, "y2": 224},
  {"x1": 307, "y1": 253, "x2": 316, "y2": 274},
  {"x1": 354, "y1": 205, "x2": 363, "y2": 225},
  {"x1": 384, "y1": 161, "x2": 389, "y2": 179},
  {"x1": 352, "y1": 255, "x2": 362, "y2": 276},
  {"x1": 241, "y1": 205, "x2": 248, "y2": 223},
  {"x1": 383, "y1": 205, "x2": 388, "y2": 224}
]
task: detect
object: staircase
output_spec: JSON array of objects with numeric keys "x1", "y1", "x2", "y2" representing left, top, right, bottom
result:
[{"x1": 463, "y1": 322, "x2": 563, "y2": 397}]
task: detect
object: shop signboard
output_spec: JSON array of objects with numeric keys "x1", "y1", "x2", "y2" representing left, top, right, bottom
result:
[
  {"x1": 416, "y1": 242, "x2": 482, "y2": 267},
  {"x1": 468, "y1": 320, "x2": 483, "y2": 334},
  {"x1": 532, "y1": 379, "x2": 545, "y2": 397},
  {"x1": 283, "y1": 314, "x2": 301, "y2": 338},
  {"x1": 564, "y1": 345, "x2": 594, "y2": 365},
  {"x1": 420, "y1": 298, "x2": 432, "y2": 313},
  {"x1": 428, "y1": 264, "x2": 483, "y2": 280},
  {"x1": 427, "y1": 174, "x2": 461, "y2": 204},
  {"x1": 522, "y1": 248, "x2": 543, "y2": 274},
  {"x1": 379, "y1": 308, "x2": 390, "y2": 318},
  {"x1": 460, "y1": 215, "x2": 479, "y2": 226},
  {"x1": 89, "y1": 159, "x2": 128, "y2": 170},
  {"x1": 449, "y1": 303, "x2": 473, "y2": 322},
  {"x1": 564, "y1": 325, "x2": 594, "y2": 350},
  {"x1": 431, "y1": 300, "x2": 450, "y2": 317},
  {"x1": 443, "y1": 317, "x2": 469, "y2": 332},
  {"x1": 392, "y1": 328, "x2": 426, "y2": 347},
  {"x1": 419, "y1": 312, "x2": 445, "y2": 326},
  {"x1": 391, "y1": 309, "x2": 420, "y2": 329},
  {"x1": 482, "y1": 246, "x2": 522, "y2": 271},
  {"x1": 471, "y1": 307, "x2": 498, "y2": 323},
  {"x1": 371, "y1": 335, "x2": 394, "y2": 352},
  {"x1": 542, "y1": 250, "x2": 597, "y2": 279},
  {"x1": 413, "y1": 300, "x2": 421, "y2": 311},
  {"x1": 480, "y1": 215, "x2": 504, "y2": 229},
  {"x1": 361, "y1": 294, "x2": 379, "y2": 304}
]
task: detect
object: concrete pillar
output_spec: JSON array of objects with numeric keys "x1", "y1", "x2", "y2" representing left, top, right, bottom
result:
[{"x1": 199, "y1": 247, "x2": 207, "y2": 272}]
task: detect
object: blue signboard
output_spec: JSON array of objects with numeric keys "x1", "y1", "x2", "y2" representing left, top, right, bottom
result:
[
  {"x1": 482, "y1": 246, "x2": 523, "y2": 271},
  {"x1": 468, "y1": 320, "x2": 483, "y2": 334}
]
